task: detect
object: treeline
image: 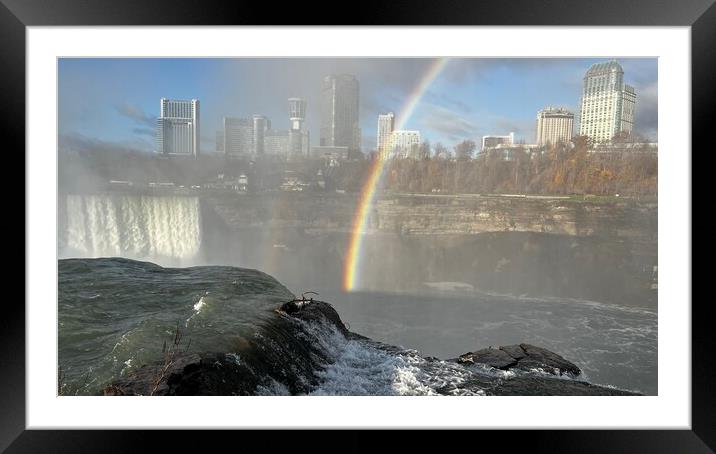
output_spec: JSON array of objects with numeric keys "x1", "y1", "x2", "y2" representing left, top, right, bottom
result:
[
  {"x1": 326, "y1": 140, "x2": 658, "y2": 197},
  {"x1": 60, "y1": 136, "x2": 657, "y2": 197}
]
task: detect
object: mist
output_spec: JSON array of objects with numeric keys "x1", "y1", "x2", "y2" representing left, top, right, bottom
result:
[{"x1": 57, "y1": 57, "x2": 659, "y2": 396}]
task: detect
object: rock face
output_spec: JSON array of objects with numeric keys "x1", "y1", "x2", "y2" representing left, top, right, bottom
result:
[
  {"x1": 458, "y1": 348, "x2": 518, "y2": 369},
  {"x1": 277, "y1": 299, "x2": 350, "y2": 337},
  {"x1": 103, "y1": 299, "x2": 639, "y2": 396},
  {"x1": 456, "y1": 344, "x2": 581, "y2": 376}
]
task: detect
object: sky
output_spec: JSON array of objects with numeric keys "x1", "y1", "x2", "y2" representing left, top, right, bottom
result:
[{"x1": 58, "y1": 58, "x2": 658, "y2": 154}]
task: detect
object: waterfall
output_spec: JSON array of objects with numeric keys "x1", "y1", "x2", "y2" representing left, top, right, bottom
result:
[{"x1": 60, "y1": 194, "x2": 202, "y2": 263}]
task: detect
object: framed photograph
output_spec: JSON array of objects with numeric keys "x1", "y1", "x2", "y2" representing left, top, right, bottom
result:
[{"x1": 10, "y1": 0, "x2": 709, "y2": 450}]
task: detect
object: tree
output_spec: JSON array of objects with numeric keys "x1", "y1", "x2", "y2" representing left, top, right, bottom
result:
[
  {"x1": 611, "y1": 130, "x2": 633, "y2": 144},
  {"x1": 434, "y1": 142, "x2": 450, "y2": 160},
  {"x1": 418, "y1": 140, "x2": 431, "y2": 160},
  {"x1": 454, "y1": 139, "x2": 477, "y2": 160}
]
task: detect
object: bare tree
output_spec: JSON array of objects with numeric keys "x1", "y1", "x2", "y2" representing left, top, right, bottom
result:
[{"x1": 454, "y1": 139, "x2": 477, "y2": 161}]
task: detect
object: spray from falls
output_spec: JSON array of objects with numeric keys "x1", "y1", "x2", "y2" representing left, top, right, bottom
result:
[{"x1": 60, "y1": 194, "x2": 202, "y2": 262}]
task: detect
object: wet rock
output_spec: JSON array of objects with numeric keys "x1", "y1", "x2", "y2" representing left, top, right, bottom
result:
[
  {"x1": 516, "y1": 343, "x2": 581, "y2": 376},
  {"x1": 499, "y1": 344, "x2": 527, "y2": 360},
  {"x1": 454, "y1": 343, "x2": 581, "y2": 377},
  {"x1": 277, "y1": 299, "x2": 350, "y2": 336},
  {"x1": 489, "y1": 376, "x2": 638, "y2": 396},
  {"x1": 103, "y1": 299, "x2": 634, "y2": 396},
  {"x1": 458, "y1": 348, "x2": 518, "y2": 369}
]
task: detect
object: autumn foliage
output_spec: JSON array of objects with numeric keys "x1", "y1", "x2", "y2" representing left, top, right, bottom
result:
[{"x1": 328, "y1": 138, "x2": 657, "y2": 197}]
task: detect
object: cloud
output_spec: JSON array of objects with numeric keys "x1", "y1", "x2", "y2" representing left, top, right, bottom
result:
[
  {"x1": 132, "y1": 127, "x2": 155, "y2": 137},
  {"x1": 633, "y1": 81, "x2": 658, "y2": 140},
  {"x1": 424, "y1": 91, "x2": 472, "y2": 114},
  {"x1": 116, "y1": 102, "x2": 156, "y2": 128},
  {"x1": 417, "y1": 104, "x2": 479, "y2": 142},
  {"x1": 60, "y1": 132, "x2": 154, "y2": 154}
]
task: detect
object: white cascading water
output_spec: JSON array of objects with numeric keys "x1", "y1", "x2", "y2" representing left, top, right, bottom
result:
[{"x1": 61, "y1": 194, "x2": 202, "y2": 263}]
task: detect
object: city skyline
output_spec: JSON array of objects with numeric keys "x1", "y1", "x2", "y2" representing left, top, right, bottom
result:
[{"x1": 58, "y1": 58, "x2": 657, "y2": 155}]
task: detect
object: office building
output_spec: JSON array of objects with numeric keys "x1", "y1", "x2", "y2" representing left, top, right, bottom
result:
[
  {"x1": 156, "y1": 98, "x2": 200, "y2": 157},
  {"x1": 536, "y1": 107, "x2": 574, "y2": 146},
  {"x1": 377, "y1": 112, "x2": 395, "y2": 157},
  {"x1": 482, "y1": 133, "x2": 514, "y2": 151},
  {"x1": 223, "y1": 117, "x2": 254, "y2": 158},
  {"x1": 252, "y1": 115, "x2": 270, "y2": 156},
  {"x1": 215, "y1": 130, "x2": 224, "y2": 153},
  {"x1": 579, "y1": 60, "x2": 637, "y2": 143},
  {"x1": 386, "y1": 130, "x2": 421, "y2": 159},
  {"x1": 264, "y1": 130, "x2": 290, "y2": 157},
  {"x1": 320, "y1": 74, "x2": 361, "y2": 153}
]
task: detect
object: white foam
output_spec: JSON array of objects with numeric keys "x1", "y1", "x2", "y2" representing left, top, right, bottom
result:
[
  {"x1": 193, "y1": 296, "x2": 207, "y2": 313},
  {"x1": 61, "y1": 194, "x2": 201, "y2": 262}
]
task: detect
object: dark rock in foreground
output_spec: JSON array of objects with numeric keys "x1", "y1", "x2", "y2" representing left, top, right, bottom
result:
[
  {"x1": 458, "y1": 348, "x2": 518, "y2": 369},
  {"x1": 455, "y1": 343, "x2": 582, "y2": 377},
  {"x1": 103, "y1": 297, "x2": 640, "y2": 396}
]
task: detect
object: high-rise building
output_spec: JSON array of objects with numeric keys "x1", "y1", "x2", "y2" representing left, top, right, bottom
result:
[
  {"x1": 156, "y1": 98, "x2": 200, "y2": 157},
  {"x1": 621, "y1": 85, "x2": 636, "y2": 134},
  {"x1": 482, "y1": 133, "x2": 514, "y2": 151},
  {"x1": 252, "y1": 115, "x2": 270, "y2": 156},
  {"x1": 377, "y1": 113, "x2": 395, "y2": 158},
  {"x1": 215, "y1": 130, "x2": 224, "y2": 153},
  {"x1": 320, "y1": 74, "x2": 361, "y2": 153},
  {"x1": 223, "y1": 117, "x2": 254, "y2": 158},
  {"x1": 536, "y1": 107, "x2": 574, "y2": 146},
  {"x1": 579, "y1": 60, "x2": 637, "y2": 143},
  {"x1": 385, "y1": 130, "x2": 421, "y2": 159},
  {"x1": 288, "y1": 98, "x2": 309, "y2": 160},
  {"x1": 288, "y1": 98, "x2": 306, "y2": 131},
  {"x1": 264, "y1": 130, "x2": 290, "y2": 157}
]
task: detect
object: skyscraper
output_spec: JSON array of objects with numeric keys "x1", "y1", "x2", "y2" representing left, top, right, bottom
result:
[
  {"x1": 377, "y1": 112, "x2": 395, "y2": 158},
  {"x1": 252, "y1": 115, "x2": 270, "y2": 156},
  {"x1": 388, "y1": 130, "x2": 421, "y2": 159},
  {"x1": 223, "y1": 117, "x2": 254, "y2": 158},
  {"x1": 156, "y1": 98, "x2": 200, "y2": 157},
  {"x1": 536, "y1": 107, "x2": 574, "y2": 146},
  {"x1": 579, "y1": 60, "x2": 637, "y2": 143},
  {"x1": 264, "y1": 129, "x2": 290, "y2": 157},
  {"x1": 288, "y1": 98, "x2": 310, "y2": 160},
  {"x1": 320, "y1": 74, "x2": 361, "y2": 153}
]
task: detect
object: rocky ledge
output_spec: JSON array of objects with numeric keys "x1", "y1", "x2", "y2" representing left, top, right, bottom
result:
[
  {"x1": 104, "y1": 298, "x2": 639, "y2": 396},
  {"x1": 454, "y1": 343, "x2": 582, "y2": 377}
]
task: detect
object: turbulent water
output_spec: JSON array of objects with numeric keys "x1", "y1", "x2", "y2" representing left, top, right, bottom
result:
[
  {"x1": 319, "y1": 290, "x2": 657, "y2": 395},
  {"x1": 59, "y1": 258, "x2": 656, "y2": 396},
  {"x1": 59, "y1": 195, "x2": 202, "y2": 263}
]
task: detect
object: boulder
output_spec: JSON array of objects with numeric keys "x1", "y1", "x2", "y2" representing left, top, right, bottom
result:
[
  {"x1": 516, "y1": 343, "x2": 581, "y2": 376},
  {"x1": 454, "y1": 343, "x2": 581, "y2": 377},
  {"x1": 499, "y1": 344, "x2": 527, "y2": 360},
  {"x1": 277, "y1": 299, "x2": 350, "y2": 336},
  {"x1": 458, "y1": 348, "x2": 518, "y2": 369}
]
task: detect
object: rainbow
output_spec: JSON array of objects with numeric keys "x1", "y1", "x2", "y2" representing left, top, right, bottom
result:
[{"x1": 342, "y1": 58, "x2": 450, "y2": 291}]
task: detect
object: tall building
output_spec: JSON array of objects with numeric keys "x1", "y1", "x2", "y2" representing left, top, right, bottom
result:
[
  {"x1": 223, "y1": 117, "x2": 254, "y2": 158},
  {"x1": 288, "y1": 98, "x2": 310, "y2": 160},
  {"x1": 377, "y1": 112, "x2": 395, "y2": 157},
  {"x1": 386, "y1": 130, "x2": 421, "y2": 159},
  {"x1": 156, "y1": 98, "x2": 200, "y2": 157},
  {"x1": 252, "y1": 115, "x2": 270, "y2": 156},
  {"x1": 215, "y1": 130, "x2": 224, "y2": 152},
  {"x1": 264, "y1": 130, "x2": 290, "y2": 157},
  {"x1": 320, "y1": 74, "x2": 361, "y2": 153},
  {"x1": 288, "y1": 98, "x2": 306, "y2": 131},
  {"x1": 536, "y1": 107, "x2": 574, "y2": 146},
  {"x1": 579, "y1": 60, "x2": 637, "y2": 143},
  {"x1": 482, "y1": 133, "x2": 514, "y2": 151}
]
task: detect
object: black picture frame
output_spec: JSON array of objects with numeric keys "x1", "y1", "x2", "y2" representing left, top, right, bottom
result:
[{"x1": 6, "y1": 0, "x2": 710, "y2": 451}]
